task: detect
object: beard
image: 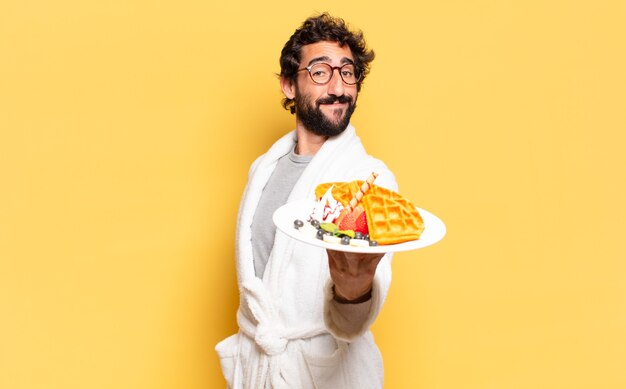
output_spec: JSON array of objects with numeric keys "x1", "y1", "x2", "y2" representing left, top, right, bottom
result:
[{"x1": 294, "y1": 91, "x2": 356, "y2": 137}]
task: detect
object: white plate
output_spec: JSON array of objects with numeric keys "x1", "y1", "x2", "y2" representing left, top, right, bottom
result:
[{"x1": 273, "y1": 199, "x2": 446, "y2": 254}]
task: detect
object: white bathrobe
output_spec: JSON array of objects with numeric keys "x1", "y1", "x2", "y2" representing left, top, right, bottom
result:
[{"x1": 216, "y1": 124, "x2": 398, "y2": 389}]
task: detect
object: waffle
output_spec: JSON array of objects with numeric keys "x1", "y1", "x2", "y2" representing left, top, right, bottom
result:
[
  {"x1": 316, "y1": 181, "x2": 360, "y2": 205},
  {"x1": 315, "y1": 181, "x2": 425, "y2": 245}
]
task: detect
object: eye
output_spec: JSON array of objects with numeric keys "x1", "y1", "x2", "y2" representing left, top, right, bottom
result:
[
  {"x1": 309, "y1": 63, "x2": 332, "y2": 79},
  {"x1": 340, "y1": 64, "x2": 357, "y2": 79}
]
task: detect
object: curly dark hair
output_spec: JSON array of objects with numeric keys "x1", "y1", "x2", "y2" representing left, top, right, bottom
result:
[{"x1": 279, "y1": 13, "x2": 375, "y2": 114}]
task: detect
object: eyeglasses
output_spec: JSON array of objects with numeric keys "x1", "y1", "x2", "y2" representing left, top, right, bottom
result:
[{"x1": 297, "y1": 63, "x2": 361, "y2": 85}]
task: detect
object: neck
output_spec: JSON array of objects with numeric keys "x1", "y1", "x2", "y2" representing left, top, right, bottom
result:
[{"x1": 294, "y1": 125, "x2": 327, "y2": 156}]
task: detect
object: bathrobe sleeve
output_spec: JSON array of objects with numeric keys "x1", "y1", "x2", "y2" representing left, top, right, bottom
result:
[
  {"x1": 322, "y1": 166, "x2": 397, "y2": 342},
  {"x1": 323, "y1": 253, "x2": 392, "y2": 341}
]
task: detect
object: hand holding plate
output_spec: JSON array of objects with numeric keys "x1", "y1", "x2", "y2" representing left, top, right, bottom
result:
[{"x1": 327, "y1": 249, "x2": 385, "y2": 302}]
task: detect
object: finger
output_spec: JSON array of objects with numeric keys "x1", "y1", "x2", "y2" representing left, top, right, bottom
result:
[
  {"x1": 327, "y1": 250, "x2": 348, "y2": 275},
  {"x1": 342, "y1": 253, "x2": 384, "y2": 271}
]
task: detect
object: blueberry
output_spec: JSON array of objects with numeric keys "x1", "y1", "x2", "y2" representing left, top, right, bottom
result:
[
  {"x1": 341, "y1": 236, "x2": 350, "y2": 245},
  {"x1": 369, "y1": 240, "x2": 378, "y2": 247},
  {"x1": 316, "y1": 229, "x2": 324, "y2": 240},
  {"x1": 310, "y1": 219, "x2": 320, "y2": 228},
  {"x1": 354, "y1": 232, "x2": 363, "y2": 240},
  {"x1": 294, "y1": 219, "x2": 304, "y2": 229}
]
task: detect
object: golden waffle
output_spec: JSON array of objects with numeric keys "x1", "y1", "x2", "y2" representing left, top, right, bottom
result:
[
  {"x1": 362, "y1": 191, "x2": 424, "y2": 244},
  {"x1": 315, "y1": 181, "x2": 425, "y2": 245},
  {"x1": 316, "y1": 181, "x2": 360, "y2": 205}
]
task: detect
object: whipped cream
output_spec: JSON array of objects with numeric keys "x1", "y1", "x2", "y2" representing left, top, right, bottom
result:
[{"x1": 309, "y1": 185, "x2": 344, "y2": 223}]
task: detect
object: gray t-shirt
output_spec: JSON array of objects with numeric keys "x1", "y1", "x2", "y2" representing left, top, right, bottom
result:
[
  {"x1": 250, "y1": 144, "x2": 374, "y2": 320},
  {"x1": 251, "y1": 147, "x2": 312, "y2": 278}
]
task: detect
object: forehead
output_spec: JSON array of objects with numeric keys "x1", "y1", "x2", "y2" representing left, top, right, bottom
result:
[{"x1": 299, "y1": 41, "x2": 355, "y2": 66}]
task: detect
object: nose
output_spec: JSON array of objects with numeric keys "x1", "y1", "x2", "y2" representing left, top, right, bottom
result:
[{"x1": 327, "y1": 68, "x2": 345, "y2": 97}]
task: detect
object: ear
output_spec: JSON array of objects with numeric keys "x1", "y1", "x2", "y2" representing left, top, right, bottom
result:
[{"x1": 280, "y1": 76, "x2": 296, "y2": 99}]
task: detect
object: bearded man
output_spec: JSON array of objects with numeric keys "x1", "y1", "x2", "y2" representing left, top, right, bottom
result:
[{"x1": 216, "y1": 13, "x2": 398, "y2": 389}]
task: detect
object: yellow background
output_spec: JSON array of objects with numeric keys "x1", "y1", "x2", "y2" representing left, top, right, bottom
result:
[{"x1": 1, "y1": 1, "x2": 625, "y2": 388}]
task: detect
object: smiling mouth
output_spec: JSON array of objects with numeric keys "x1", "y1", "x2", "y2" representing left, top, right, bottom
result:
[
  {"x1": 320, "y1": 103, "x2": 346, "y2": 113},
  {"x1": 320, "y1": 101, "x2": 347, "y2": 107},
  {"x1": 317, "y1": 95, "x2": 353, "y2": 106}
]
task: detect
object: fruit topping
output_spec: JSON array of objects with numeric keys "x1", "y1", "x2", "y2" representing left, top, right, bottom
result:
[
  {"x1": 323, "y1": 235, "x2": 341, "y2": 244},
  {"x1": 337, "y1": 211, "x2": 356, "y2": 231},
  {"x1": 349, "y1": 239, "x2": 369, "y2": 247},
  {"x1": 320, "y1": 222, "x2": 338, "y2": 234},
  {"x1": 354, "y1": 208, "x2": 368, "y2": 235}
]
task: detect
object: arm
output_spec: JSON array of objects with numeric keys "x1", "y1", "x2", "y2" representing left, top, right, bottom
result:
[
  {"x1": 323, "y1": 250, "x2": 393, "y2": 341},
  {"x1": 323, "y1": 160, "x2": 397, "y2": 340},
  {"x1": 328, "y1": 250, "x2": 384, "y2": 302}
]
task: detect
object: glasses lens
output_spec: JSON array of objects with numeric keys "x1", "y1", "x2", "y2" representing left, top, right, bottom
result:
[
  {"x1": 309, "y1": 63, "x2": 332, "y2": 84},
  {"x1": 339, "y1": 64, "x2": 358, "y2": 84}
]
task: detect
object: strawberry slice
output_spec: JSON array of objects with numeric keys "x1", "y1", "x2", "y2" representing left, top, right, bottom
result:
[
  {"x1": 338, "y1": 211, "x2": 356, "y2": 231},
  {"x1": 337, "y1": 205, "x2": 369, "y2": 235},
  {"x1": 354, "y1": 210, "x2": 368, "y2": 235}
]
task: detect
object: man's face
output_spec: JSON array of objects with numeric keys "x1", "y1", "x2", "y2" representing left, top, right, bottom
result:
[{"x1": 292, "y1": 41, "x2": 358, "y2": 137}]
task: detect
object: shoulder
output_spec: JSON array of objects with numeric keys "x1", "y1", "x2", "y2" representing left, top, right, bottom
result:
[
  {"x1": 247, "y1": 154, "x2": 264, "y2": 178},
  {"x1": 327, "y1": 153, "x2": 398, "y2": 192},
  {"x1": 246, "y1": 131, "x2": 298, "y2": 178},
  {"x1": 336, "y1": 126, "x2": 398, "y2": 191},
  {"x1": 355, "y1": 156, "x2": 398, "y2": 192}
]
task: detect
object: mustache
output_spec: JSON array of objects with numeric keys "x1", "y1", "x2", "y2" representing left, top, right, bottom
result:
[{"x1": 316, "y1": 95, "x2": 353, "y2": 106}]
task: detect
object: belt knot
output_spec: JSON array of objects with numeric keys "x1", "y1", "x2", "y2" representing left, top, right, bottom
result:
[{"x1": 254, "y1": 323, "x2": 287, "y2": 356}]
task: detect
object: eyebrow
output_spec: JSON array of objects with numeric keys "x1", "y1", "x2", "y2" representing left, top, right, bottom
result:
[{"x1": 306, "y1": 56, "x2": 355, "y2": 67}]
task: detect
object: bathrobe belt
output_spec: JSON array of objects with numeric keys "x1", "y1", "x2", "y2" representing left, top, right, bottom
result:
[{"x1": 237, "y1": 278, "x2": 327, "y2": 388}]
